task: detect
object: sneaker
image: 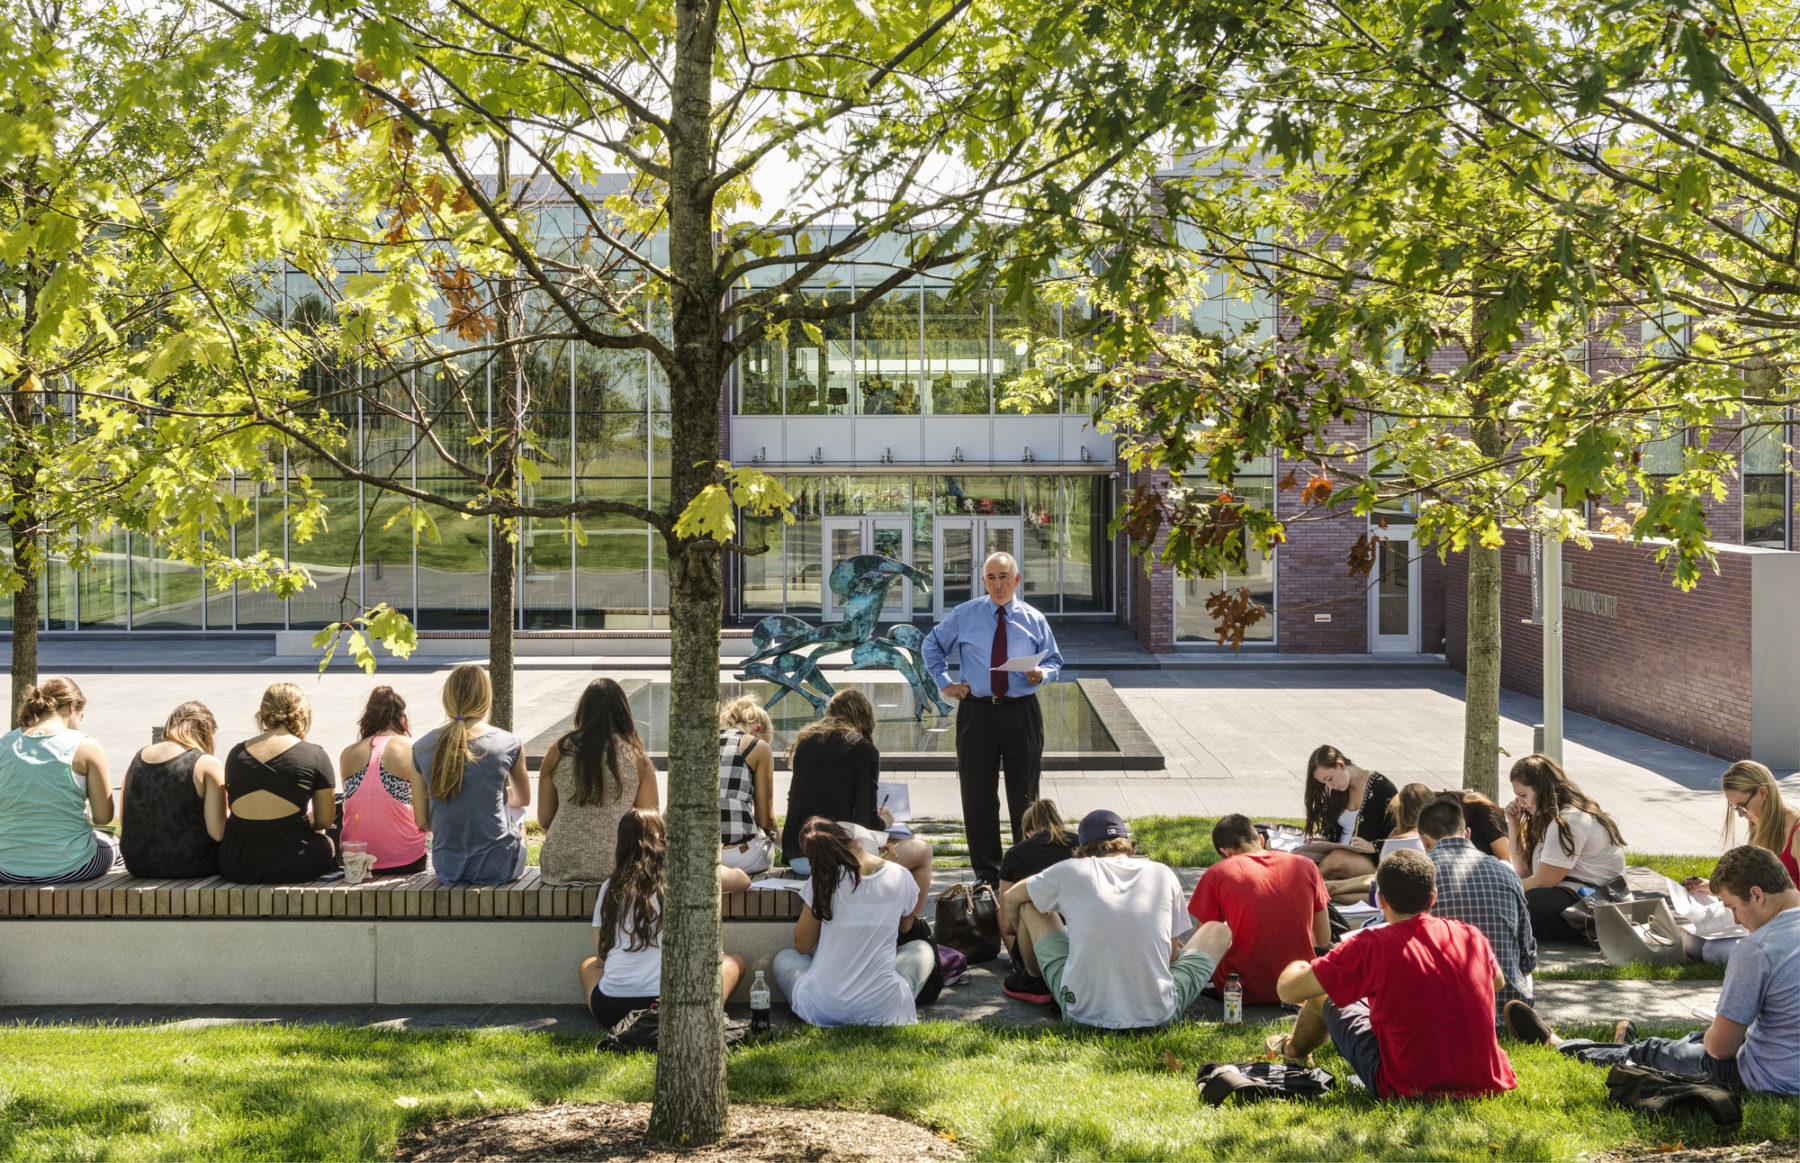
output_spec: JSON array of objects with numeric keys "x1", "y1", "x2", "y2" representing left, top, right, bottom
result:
[
  {"x1": 1002, "y1": 968, "x2": 1054, "y2": 1006},
  {"x1": 1613, "y1": 1019, "x2": 1638, "y2": 1045},
  {"x1": 1504, "y1": 1000, "x2": 1555, "y2": 1046}
]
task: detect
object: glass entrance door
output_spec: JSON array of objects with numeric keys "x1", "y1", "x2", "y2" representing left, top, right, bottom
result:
[
  {"x1": 821, "y1": 515, "x2": 911, "y2": 620},
  {"x1": 1368, "y1": 533, "x2": 1420, "y2": 652},
  {"x1": 932, "y1": 517, "x2": 1024, "y2": 618}
]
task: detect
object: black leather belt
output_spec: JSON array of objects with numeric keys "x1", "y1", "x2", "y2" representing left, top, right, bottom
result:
[{"x1": 968, "y1": 695, "x2": 1022, "y2": 705}]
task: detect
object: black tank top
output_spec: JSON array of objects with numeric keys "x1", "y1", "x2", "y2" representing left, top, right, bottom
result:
[{"x1": 121, "y1": 748, "x2": 219, "y2": 878}]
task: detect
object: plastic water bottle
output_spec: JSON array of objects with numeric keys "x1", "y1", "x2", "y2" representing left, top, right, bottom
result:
[
  {"x1": 1223, "y1": 973, "x2": 1243, "y2": 1026},
  {"x1": 749, "y1": 970, "x2": 771, "y2": 1034}
]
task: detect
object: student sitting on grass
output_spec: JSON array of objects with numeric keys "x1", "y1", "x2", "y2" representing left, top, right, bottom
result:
[
  {"x1": 1505, "y1": 844, "x2": 1800, "y2": 1095},
  {"x1": 1187, "y1": 813, "x2": 1330, "y2": 1007},
  {"x1": 1004, "y1": 809, "x2": 1232, "y2": 1029},
  {"x1": 1376, "y1": 783, "x2": 1435, "y2": 860},
  {"x1": 998, "y1": 797, "x2": 1078, "y2": 1005},
  {"x1": 580, "y1": 809, "x2": 747, "y2": 1027},
  {"x1": 1271, "y1": 849, "x2": 1517, "y2": 1099},
  {"x1": 773, "y1": 817, "x2": 935, "y2": 1027},
  {"x1": 121, "y1": 701, "x2": 226, "y2": 879},
  {"x1": 1417, "y1": 794, "x2": 1536, "y2": 1025},
  {"x1": 0, "y1": 678, "x2": 117, "y2": 885},
  {"x1": 1505, "y1": 754, "x2": 1627, "y2": 942}
]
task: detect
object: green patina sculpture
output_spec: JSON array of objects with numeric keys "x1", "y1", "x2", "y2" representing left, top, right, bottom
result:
[{"x1": 736, "y1": 555, "x2": 951, "y2": 720}]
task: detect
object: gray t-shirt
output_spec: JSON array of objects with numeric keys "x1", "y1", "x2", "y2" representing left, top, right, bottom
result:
[
  {"x1": 415, "y1": 726, "x2": 525, "y2": 885},
  {"x1": 1715, "y1": 905, "x2": 1800, "y2": 1093}
]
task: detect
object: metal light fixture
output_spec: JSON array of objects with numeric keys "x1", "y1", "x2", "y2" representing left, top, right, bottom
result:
[
  {"x1": 881, "y1": 447, "x2": 892, "y2": 463},
  {"x1": 810, "y1": 446, "x2": 823, "y2": 464},
  {"x1": 1080, "y1": 446, "x2": 1092, "y2": 463},
  {"x1": 952, "y1": 447, "x2": 964, "y2": 462},
  {"x1": 752, "y1": 446, "x2": 766, "y2": 463},
  {"x1": 1022, "y1": 446, "x2": 1035, "y2": 463}
]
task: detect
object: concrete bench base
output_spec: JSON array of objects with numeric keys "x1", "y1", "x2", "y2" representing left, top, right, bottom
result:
[{"x1": 0, "y1": 918, "x2": 796, "y2": 1006}]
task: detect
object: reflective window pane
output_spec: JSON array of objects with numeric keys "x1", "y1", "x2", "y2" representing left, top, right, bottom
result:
[
  {"x1": 855, "y1": 289, "x2": 920, "y2": 414},
  {"x1": 1021, "y1": 476, "x2": 1057, "y2": 611},
  {"x1": 924, "y1": 291, "x2": 988, "y2": 414},
  {"x1": 994, "y1": 297, "x2": 1061, "y2": 415},
  {"x1": 1061, "y1": 476, "x2": 1112, "y2": 613},
  {"x1": 132, "y1": 537, "x2": 205, "y2": 629},
  {"x1": 786, "y1": 292, "x2": 852, "y2": 416},
  {"x1": 77, "y1": 532, "x2": 129, "y2": 629}
]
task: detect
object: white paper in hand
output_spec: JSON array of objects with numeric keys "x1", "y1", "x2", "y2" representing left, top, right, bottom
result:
[
  {"x1": 996, "y1": 650, "x2": 1047, "y2": 673},
  {"x1": 877, "y1": 782, "x2": 912, "y2": 822}
]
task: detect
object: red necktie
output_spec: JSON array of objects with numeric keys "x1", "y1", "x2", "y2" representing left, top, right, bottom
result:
[{"x1": 990, "y1": 604, "x2": 1010, "y2": 697}]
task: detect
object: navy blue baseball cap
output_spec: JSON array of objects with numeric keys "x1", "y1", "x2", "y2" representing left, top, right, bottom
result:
[{"x1": 1077, "y1": 809, "x2": 1129, "y2": 847}]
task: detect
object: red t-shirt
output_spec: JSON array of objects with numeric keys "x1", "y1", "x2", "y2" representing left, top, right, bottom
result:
[
  {"x1": 1188, "y1": 850, "x2": 1330, "y2": 1005},
  {"x1": 1309, "y1": 914, "x2": 1517, "y2": 1099}
]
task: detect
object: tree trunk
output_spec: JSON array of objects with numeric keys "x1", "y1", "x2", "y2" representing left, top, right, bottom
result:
[
  {"x1": 487, "y1": 150, "x2": 519, "y2": 732},
  {"x1": 488, "y1": 524, "x2": 515, "y2": 730},
  {"x1": 9, "y1": 525, "x2": 38, "y2": 729},
  {"x1": 1462, "y1": 291, "x2": 1504, "y2": 798},
  {"x1": 647, "y1": 0, "x2": 730, "y2": 1143},
  {"x1": 1462, "y1": 539, "x2": 1502, "y2": 798}
]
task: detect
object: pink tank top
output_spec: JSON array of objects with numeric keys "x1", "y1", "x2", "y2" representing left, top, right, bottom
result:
[{"x1": 342, "y1": 735, "x2": 429, "y2": 870}]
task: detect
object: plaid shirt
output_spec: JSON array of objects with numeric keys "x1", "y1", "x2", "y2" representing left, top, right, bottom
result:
[
  {"x1": 718, "y1": 729, "x2": 760, "y2": 845},
  {"x1": 1428, "y1": 836, "x2": 1538, "y2": 1023}
]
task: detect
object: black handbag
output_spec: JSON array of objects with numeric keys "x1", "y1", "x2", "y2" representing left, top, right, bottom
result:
[{"x1": 934, "y1": 882, "x2": 1003, "y2": 963}]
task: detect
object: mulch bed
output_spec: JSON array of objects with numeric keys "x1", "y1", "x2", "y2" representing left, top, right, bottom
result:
[
  {"x1": 393, "y1": 1102, "x2": 964, "y2": 1162},
  {"x1": 1601, "y1": 1142, "x2": 1800, "y2": 1163}
]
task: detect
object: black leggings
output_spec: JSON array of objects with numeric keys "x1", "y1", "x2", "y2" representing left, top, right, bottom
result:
[{"x1": 1525, "y1": 884, "x2": 1586, "y2": 942}]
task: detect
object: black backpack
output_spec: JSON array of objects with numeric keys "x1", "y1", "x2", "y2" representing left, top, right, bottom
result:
[
  {"x1": 1196, "y1": 1060, "x2": 1336, "y2": 1105},
  {"x1": 596, "y1": 1005, "x2": 754, "y2": 1054},
  {"x1": 1603, "y1": 1063, "x2": 1742, "y2": 1127}
]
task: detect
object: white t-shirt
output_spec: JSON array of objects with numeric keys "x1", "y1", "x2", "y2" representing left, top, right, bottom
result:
[
  {"x1": 792, "y1": 861, "x2": 920, "y2": 1027},
  {"x1": 1337, "y1": 808, "x2": 1361, "y2": 845},
  {"x1": 592, "y1": 880, "x2": 663, "y2": 998},
  {"x1": 1381, "y1": 834, "x2": 1426, "y2": 860},
  {"x1": 1026, "y1": 855, "x2": 1190, "y2": 1029},
  {"x1": 1532, "y1": 809, "x2": 1627, "y2": 886}
]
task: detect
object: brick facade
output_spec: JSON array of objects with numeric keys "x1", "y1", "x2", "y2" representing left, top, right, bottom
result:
[{"x1": 1444, "y1": 535, "x2": 1754, "y2": 758}]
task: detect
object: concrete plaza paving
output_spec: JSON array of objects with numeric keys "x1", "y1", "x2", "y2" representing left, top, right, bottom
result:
[{"x1": 20, "y1": 630, "x2": 1793, "y2": 856}]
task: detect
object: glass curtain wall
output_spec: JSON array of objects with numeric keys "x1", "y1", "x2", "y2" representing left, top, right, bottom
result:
[{"x1": 735, "y1": 474, "x2": 1111, "y2": 617}]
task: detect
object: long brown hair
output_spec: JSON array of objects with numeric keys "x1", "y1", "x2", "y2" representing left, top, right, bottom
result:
[
  {"x1": 790, "y1": 688, "x2": 877, "y2": 762},
  {"x1": 800, "y1": 817, "x2": 863, "y2": 922},
  {"x1": 1721, "y1": 760, "x2": 1794, "y2": 856},
  {"x1": 556, "y1": 678, "x2": 641, "y2": 807},
  {"x1": 1509, "y1": 754, "x2": 1626, "y2": 859},
  {"x1": 596, "y1": 810, "x2": 665, "y2": 958},
  {"x1": 1302, "y1": 744, "x2": 1353, "y2": 837},
  {"x1": 163, "y1": 701, "x2": 218, "y2": 755},
  {"x1": 357, "y1": 686, "x2": 408, "y2": 740},
  {"x1": 18, "y1": 677, "x2": 86, "y2": 728},
  {"x1": 430, "y1": 665, "x2": 491, "y2": 801},
  {"x1": 1020, "y1": 798, "x2": 1070, "y2": 845}
]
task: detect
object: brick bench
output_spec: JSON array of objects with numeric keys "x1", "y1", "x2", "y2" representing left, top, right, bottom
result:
[{"x1": 0, "y1": 872, "x2": 803, "y2": 1007}]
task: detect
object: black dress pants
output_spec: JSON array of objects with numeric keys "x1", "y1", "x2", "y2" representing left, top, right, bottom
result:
[{"x1": 957, "y1": 695, "x2": 1044, "y2": 884}]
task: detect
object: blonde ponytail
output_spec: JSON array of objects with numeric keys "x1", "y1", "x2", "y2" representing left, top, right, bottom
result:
[{"x1": 430, "y1": 664, "x2": 492, "y2": 801}]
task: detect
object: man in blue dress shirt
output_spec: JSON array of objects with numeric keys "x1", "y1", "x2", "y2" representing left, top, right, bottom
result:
[{"x1": 923, "y1": 551, "x2": 1063, "y2": 886}]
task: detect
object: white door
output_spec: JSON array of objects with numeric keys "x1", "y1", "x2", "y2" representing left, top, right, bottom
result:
[
  {"x1": 821, "y1": 515, "x2": 912, "y2": 620},
  {"x1": 1368, "y1": 532, "x2": 1420, "y2": 652},
  {"x1": 933, "y1": 517, "x2": 1024, "y2": 618}
]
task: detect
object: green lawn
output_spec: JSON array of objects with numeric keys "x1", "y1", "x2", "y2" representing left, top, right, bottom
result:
[{"x1": 1, "y1": 1021, "x2": 1792, "y2": 1161}]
